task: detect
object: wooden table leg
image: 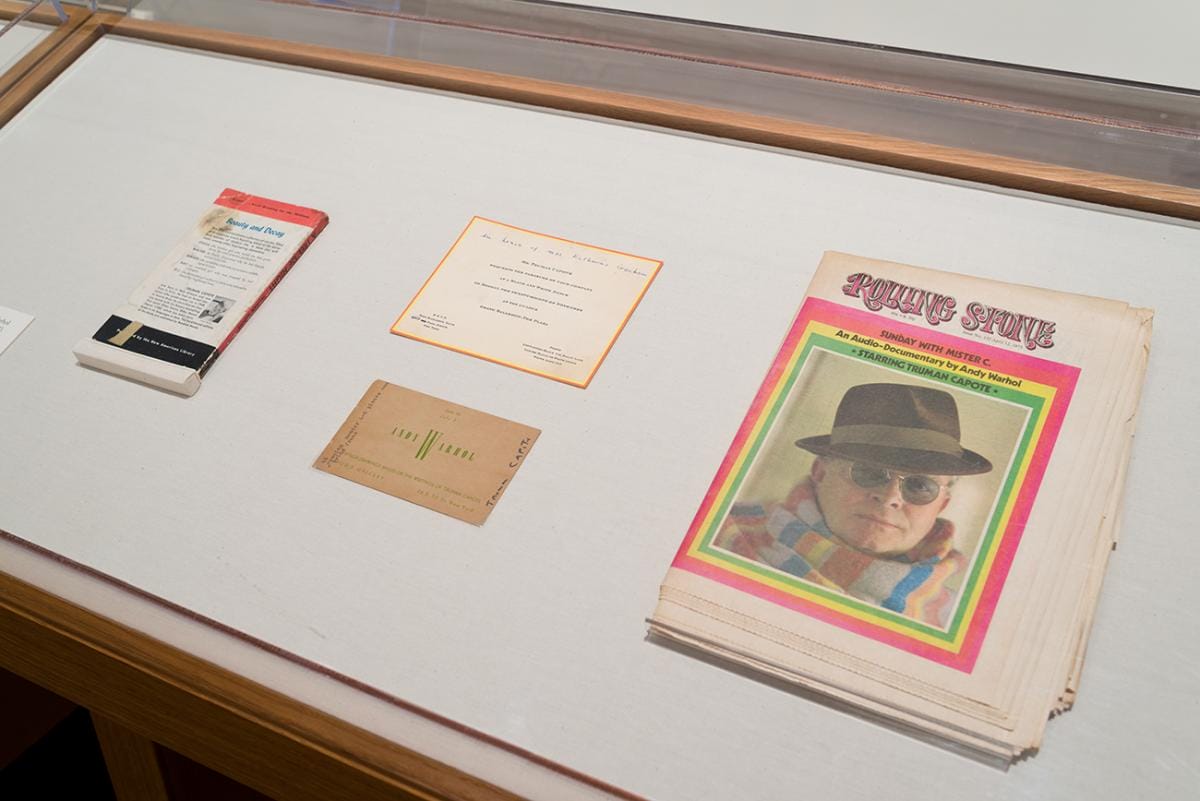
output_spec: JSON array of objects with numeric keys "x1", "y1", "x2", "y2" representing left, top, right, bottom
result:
[{"x1": 91, "y1": 712, "x2": 171, "y2": 801}]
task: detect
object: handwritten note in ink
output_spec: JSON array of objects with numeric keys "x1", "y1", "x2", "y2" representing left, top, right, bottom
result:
[{"x1": 390, "y1": 217, "x2": 662, "y2": 387}]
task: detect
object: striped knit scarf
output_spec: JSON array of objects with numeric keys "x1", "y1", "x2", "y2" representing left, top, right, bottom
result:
[{"x1": 715, "y1": 481, "x2": 964, "y2": 627}]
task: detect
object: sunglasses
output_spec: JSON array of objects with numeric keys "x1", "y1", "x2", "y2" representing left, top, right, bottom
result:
[{"x1": 847, "y1": 462, "x2": 946, "y2": 506}]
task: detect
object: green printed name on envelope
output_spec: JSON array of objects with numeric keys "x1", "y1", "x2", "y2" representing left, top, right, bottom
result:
[{"x1": 314, "y1": 380, "x2": 539, "y2": 525}]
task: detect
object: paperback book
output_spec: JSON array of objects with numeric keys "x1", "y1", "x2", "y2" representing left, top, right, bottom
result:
[{"x1": 73, "y1": 188, "x2": 328, "y2": 396}]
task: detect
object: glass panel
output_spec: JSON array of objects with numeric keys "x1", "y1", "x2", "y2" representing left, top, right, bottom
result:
[
  {"x1": 122, "y1": 0, "x2": 1200, "y2": 190},
  {"x1": 0, "y1": 4, "x2": 56, "y2": 72}
]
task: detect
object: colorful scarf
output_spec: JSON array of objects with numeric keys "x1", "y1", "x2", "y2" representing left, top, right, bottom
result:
[{"x1": 715, "y1": 481, "x2": 964, "y2": 626}]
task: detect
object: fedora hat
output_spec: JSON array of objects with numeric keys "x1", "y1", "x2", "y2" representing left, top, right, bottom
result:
[{"x1": 795, "y1": 383, "x2": 993, "y2": 475}]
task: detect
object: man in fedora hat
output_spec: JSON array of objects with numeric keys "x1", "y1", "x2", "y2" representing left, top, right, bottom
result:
[{"x1": 716, "y1": 383, "x2": 993, "y2": 626}]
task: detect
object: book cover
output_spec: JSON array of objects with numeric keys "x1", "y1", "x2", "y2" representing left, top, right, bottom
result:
[{"x1": 73, "y1": 188, "x2": 328, "y2": 395}]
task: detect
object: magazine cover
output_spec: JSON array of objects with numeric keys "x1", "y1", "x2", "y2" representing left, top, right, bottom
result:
[
  {"x1": 650, "y1": 251, "x2": 1151, "y2": 758},
  {"x1": 666, "y1": 265, "x2": 1076, "y2": 671}
]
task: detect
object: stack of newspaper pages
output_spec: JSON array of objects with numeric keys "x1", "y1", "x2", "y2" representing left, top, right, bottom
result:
[{"x1": 650, "y1": 252, "x2": 1152, "y2": 762}]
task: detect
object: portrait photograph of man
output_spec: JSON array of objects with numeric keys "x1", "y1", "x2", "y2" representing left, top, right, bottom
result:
[
  {"x1": 714, "y1": 351, "x2": 1028, "y2": 628},
  {"x1": 198, "y1": 296, "x2": 232, "y2": 324}
]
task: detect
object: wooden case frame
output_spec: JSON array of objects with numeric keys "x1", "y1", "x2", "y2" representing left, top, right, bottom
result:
[{"x1": 1, "y1": 7, "x2": 1196, "y2": 800}]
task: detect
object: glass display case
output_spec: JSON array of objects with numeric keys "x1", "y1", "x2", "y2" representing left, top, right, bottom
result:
[
  {"x1": 0, "y1": 1, "x2": 115, "y2": 128},
  {"x1": 118, "y1": 0, "x2": 1200, "y2": 216},
  {"x1": 2, "y1": 3, "x2": 1198, "y2": 800},
  {"x1": 0, "y1": 6, "x2": 52, "y2": 73}
]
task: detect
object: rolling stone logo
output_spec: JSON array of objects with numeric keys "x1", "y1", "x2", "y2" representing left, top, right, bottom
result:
[{"x1": 842, "y1": 272, "x2": 1056, "y2": 352}]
